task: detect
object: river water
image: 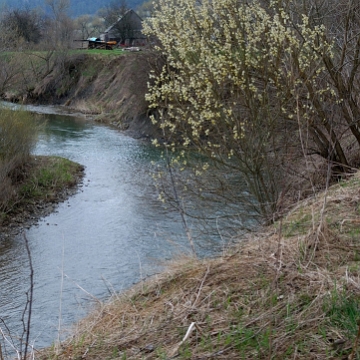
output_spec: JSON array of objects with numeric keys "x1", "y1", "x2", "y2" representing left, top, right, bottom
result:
[{"x1": 0, "y1": 110, "x2": 216, "y2": 352}]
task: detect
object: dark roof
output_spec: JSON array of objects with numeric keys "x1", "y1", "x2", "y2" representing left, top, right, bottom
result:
[{"x1": 104, "y1": 9, "x2": 143, "y2": 33}]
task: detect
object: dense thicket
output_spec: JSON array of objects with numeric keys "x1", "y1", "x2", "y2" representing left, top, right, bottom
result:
[{"x1": 144, "y1": 0, "x2": 360, "y2": 224}]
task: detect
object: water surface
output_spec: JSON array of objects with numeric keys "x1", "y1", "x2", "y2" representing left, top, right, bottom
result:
[{"x1": 0, "y1": 114, "x2": 193, "y2": 350}]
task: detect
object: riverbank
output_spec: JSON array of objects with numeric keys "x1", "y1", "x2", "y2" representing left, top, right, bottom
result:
[
  {"x1": 3, "y1": 49, "x2": 359, "y2": 359},
  {"x1": 1, "y1": 50, "x2": 159, "y2": 140},
  {"x1": 0, "y1": 156, "x2": 84, "y2": 241},
  {"x1": 36, "y1": 172, "x2": 360, "y2": 359}
]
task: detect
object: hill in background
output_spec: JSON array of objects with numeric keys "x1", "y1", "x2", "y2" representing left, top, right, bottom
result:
[{"x1": 0, "y1": 0, "x2": 144, "y2": 17}]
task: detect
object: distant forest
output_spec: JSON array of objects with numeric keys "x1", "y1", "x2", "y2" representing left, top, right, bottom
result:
[{"x1": 0, "y1": 0, "x2": 144, "y2": 17}]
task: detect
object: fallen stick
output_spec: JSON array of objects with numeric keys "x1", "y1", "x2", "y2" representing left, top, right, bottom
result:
[
  {"x1": 192, "y1": 266, "x2": 210, "y2": 308},
  {"x1": 168, "y1": 322, "x2": 196, "y2": 358}
]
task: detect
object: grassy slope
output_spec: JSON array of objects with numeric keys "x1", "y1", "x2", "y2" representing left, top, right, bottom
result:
[
  {"x1": 38, "y1": 173, "x2": 360, "y2": 359},
  {"x1": 49, "y1": 50, "x2": 147, "y2": 116},
  {"x1": 19, "y1": 156, "x2": 84, "y2": 200}
]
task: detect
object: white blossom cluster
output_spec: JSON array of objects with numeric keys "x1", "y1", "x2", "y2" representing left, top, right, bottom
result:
[
  {"x1": 143, "y1": 0, "x2": 360, "y2": 221},
  {"x1": 143, "y1": 0, "x2": 333, "y2": 163}
]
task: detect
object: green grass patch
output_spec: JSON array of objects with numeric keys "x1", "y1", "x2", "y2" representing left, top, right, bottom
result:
[
  {"x1": 20, "y1": 156, "x2": 84, "y2": 201},
  {"x1": 0, "y1": 156, "x2": 84, "y2": 225},
  {"x1": 282, "y1": 212, "x2": 313, "y2": 237},
  {"x1": 81, "y1": 64, "x2": 99, "y2": 77},
  {"x1": 339, "y1": 176, "x2": 360, "y2": 188},
  {"x1": 70, "y1": 49, "x2": 130, "y2": 57},
  {"x1": 324, "y1": 288, "x2": 360, "y2": 337}
]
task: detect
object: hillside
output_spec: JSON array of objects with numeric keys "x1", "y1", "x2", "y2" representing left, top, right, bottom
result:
[
  {"x1": 1, "y1": 0, "x2": 145, "y2": 17},
  {"x1": 36, "y1": 172, "x2": 360, "y2": 359}
]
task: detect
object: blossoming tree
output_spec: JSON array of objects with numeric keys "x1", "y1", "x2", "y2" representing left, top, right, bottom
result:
[{"x1": 144, "y1": 0, "x2": 360, "y2": 223}]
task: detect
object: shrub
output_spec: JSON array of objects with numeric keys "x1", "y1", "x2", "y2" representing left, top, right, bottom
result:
[
  {"x1": 143, "y1": 0, "x2": 360, "y2": 224},
  {"x1": 0, "y1": 107, "x2": 40, "y2": 212}
]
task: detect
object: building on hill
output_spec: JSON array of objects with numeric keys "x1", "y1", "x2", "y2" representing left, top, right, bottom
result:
[{"x1": 100, "y1": 9, "x2": 146, "y2": 47}]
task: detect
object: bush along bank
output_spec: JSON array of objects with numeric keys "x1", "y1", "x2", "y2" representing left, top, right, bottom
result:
[
  {"x1": 36, "y1": 171, "x2": 360, "y2": 359},
  {"x1": 0, "y1": 106, "x2": 84, "y2": 240}
]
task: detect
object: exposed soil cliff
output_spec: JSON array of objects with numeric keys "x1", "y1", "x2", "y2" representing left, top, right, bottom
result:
[{"x1": 4, "y1": 51, "x2": 160, "y2": 139}]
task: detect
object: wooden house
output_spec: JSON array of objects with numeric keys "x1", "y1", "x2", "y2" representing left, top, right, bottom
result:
[{"x1": 100, "y1": 9, "x2": 146, "y2": 47}]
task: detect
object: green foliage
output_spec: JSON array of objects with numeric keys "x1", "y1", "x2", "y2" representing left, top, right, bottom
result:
[
  {"x1": 325, "y1": 288, "x2": 359, "y2": 337},
  {"x1": 0, "y1": 107, "x2": 41, "y2": 212},
  {"x1": 20, "y1": 157, "x2": 82, "y2": 200},
  {"x1": 0, "y1": 107, "x2": 39, "y2": 162}
]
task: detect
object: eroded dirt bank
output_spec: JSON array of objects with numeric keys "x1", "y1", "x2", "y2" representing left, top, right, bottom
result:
[{"x1": 3, "y1": 51, "x2": 160, "y2": 139}]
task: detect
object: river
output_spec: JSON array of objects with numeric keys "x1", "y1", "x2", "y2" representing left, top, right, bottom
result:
[{"x1": 0, "y1": 109, "x2": 215, "y2": 353}]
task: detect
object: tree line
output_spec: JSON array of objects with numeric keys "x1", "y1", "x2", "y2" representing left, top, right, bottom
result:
[
  {"x1": 0, "y1": 0, "x2": 152, "y2": 51},
  {"x1": 0, "y1": 0, "x2": 144, "y2": 17}
]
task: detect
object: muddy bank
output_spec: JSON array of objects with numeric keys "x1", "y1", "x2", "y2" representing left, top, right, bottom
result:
[
  {"x1": 3, "y1": 51, "x2": 160, "y2": 140},
  {"x1": 0, "y1": 184, "x2": 80, "y2": 241}
]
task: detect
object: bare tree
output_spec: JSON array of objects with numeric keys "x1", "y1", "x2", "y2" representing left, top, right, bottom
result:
[
  {"x1": 45, "y1": 0, "x2": 73, "y2": 48},
  {"x1": 261, "y1": 0, "x2": 360, "y2": 170},
  {"x1": 136, "y1": 0, "x2": 157, "y2": 19},
  {"x1": 98, "y1": 0, "x2": 129, "y2": 28},
  {"x1": 0, "y1": 7, "x2": 46, "y2": 48},
  {"x1": 45, "y1": 0, "x2": 70, "y2": 22},
  {"x1": 75, "y1": 14, "x2": 105, "y2": 40}
]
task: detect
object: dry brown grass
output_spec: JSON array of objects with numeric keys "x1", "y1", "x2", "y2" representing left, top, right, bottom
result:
[
  {"x1": 65, "y1": 99, "x2": 103, "y2": 115},
  {"x1": 38, "y1": 173, "x2": 360, "y2": 360}
]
